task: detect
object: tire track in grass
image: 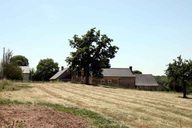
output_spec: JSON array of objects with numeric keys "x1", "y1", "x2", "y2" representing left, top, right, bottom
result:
[
  {"x1": 37, "y1": 85, "x2": 93, "y2": 108},
  {"x1": 48, "y1": 85, "x2": 190, "y2": 128},
  {"x1": 66, "y1": 84, "x2": 192, "y2": 112},
  {"x1": 106, "y1": 89, "x2": 192, "y2": 108},
  {"x1": 37, "y1": 84, "x2": 192, "y2": 128},
  {"x1": 37, "y1": 85, "x2": 122, "y2": 112},
  {"x1": 55, "y1": 84, "x2": 192, "y2": 120},
  {"x1": 45, "y1": 85, "x2": 177, "y2": 128},
  {"x1": 69, "y1": 84, "x2": 191, "y2": 107}
]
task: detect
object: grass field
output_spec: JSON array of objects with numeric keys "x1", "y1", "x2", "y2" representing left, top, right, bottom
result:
[{"x1": 0, "y1": 82, "x2": 192, "y2": 128}]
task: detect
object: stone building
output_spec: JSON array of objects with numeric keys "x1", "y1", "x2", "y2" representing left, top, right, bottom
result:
[{"x1": 50, "y1": 67, "x2": 159, "y2": 90}]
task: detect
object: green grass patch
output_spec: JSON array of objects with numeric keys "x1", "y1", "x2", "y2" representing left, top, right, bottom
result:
[
  {"x1": 0, "y1": 99, "x2": 128, "y2": 128},
  {"x1": 37, "y1": 102, "x2": 128, "y2": 128},
  {"x1": 0, "y1": 99, "x2": 32, "y2": 106},
  {"x1": 0, "y1": 80, "x2": 32, "y2": 92}
]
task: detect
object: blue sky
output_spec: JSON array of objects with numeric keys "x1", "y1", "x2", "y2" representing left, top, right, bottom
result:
[{"x1": 0, "y1": 0, "x2": 192, "y2": 75}]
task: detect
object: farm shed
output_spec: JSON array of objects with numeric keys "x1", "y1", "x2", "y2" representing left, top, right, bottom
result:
[
  {"x1": 50, "y1": 67, "x2": 159, "y2": 90},
  {"x1": 19, "y1": 66, "x2": 30, "y2": 81}
]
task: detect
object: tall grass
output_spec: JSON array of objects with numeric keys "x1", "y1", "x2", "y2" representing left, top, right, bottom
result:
[
  {"x1": 0, "y1": 80, "x2": 13, "y2": 91},
  {"x1": 0, "y1": 80, "x2": 31, "y2": 91}
]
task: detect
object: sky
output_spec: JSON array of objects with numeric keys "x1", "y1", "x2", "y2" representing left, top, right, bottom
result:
[{"x1": 0, "y1": 0, "x2": 192, "y2": 75}]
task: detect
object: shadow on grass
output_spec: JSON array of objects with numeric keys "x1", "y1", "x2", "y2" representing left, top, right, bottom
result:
[{"x1": 178, "y1": 96, "x2": 192, "y2": 99}]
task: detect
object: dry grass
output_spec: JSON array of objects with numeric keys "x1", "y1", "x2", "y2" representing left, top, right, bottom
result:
[{"x1": 1, "y1": 82, "x2": 192, "y2": 128}]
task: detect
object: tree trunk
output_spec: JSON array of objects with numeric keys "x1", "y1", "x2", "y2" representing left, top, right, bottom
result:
[
  {"x1": 84, "y1": 67, "x2": 90, "y2": 85},
  {"x1": 182, "y1": 80, "x2": 187, "y2": 98},
  {"x1": 85, "y1": 71, "x2": 89, "y2": 85},
  {"x1": 85, "y1": 76, "x2": 89, "y2": 85}
]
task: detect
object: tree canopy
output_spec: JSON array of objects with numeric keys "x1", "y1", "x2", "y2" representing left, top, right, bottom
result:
[
  {"x1": 132, "y1": 70, "x2": 142, "y2": 74},
  {"x1": 66, "y1": 28, "x2": 119, "y2": 84},
  {"x1": 33, "y1": 58, "x2": 59, "y2": 81},
  {"x1": 10, "y1": 55, "x2": 29, "y2": 66},
  {"x1": 166, "y1": 56, "x2": 192, "y2": 98}
]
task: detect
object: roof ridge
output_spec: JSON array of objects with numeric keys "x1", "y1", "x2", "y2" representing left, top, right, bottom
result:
[
  {"x1": 103, "y1": 68, "x2": 130, "y2": 69},
  {"x1": 136, "y1": 74, "x2": 153, "y2": 76}
]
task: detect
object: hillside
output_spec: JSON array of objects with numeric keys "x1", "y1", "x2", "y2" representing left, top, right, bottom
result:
[{"x1": 1, "y1": 82, "x2": 192, "y2": 128}]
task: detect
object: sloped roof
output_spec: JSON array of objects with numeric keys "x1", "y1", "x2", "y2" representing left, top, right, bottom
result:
[
  {"x1": 135, "y1": 74, "x2": 159, "y2": 86},
  {"x1": 50, "y1": 68, "x2": 134, "y2": 80},
  {"x1": 102, "y1": 68, "x2": 134, "y2": 77},
  {"x1": 19, "y1": 66, "x2": 30, "y2": 74},
  {"x1": 50, "y1": 68, "x2": 68, "y2": 80}
]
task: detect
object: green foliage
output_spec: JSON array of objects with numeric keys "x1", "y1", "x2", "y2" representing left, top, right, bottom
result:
[
  {"x1": 166, "y1": 56, "x2": 192, "y2": 98},
  {"x1": 3, "y1": 63, "x2": 22, "y2": 80},
  {"x1": 10, "y1": 55, "x2": 29, "y2": 66},
  {"x1": 33, "y1": 58, "x2": 59, "y2": 81},
  {"x1": 132, "y1": 70, "x2": 142, "y2": 74},
  {"x1": 155, "y1": 75, "x2": 170, "y2": 91},
  {"x1": 0, "y1": 99, "x2": 32, "y2": 105},
  {"x1": 0, "y1": 49, "x2": 12, "y2": 79},
  {"x1": 66, "y1": 28, "x2": 119, "y2": 84},
  {"x1": 29, "y1": 68, "x2": 35, "y2": 81},
  {"x1": 1, "y1": 49, "x2": 23, "y2": 80}
]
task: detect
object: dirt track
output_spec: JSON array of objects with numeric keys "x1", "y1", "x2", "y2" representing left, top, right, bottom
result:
[
  {"x1": 0, "y1": 105, "x2": 88, "y2": 128},
  {"x1": 1, "y1": 82, "x2": 192, "y2": 128}
]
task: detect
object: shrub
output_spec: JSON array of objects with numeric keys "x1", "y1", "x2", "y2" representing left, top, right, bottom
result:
[{"x1": 3, "y1": 64, "x2": 22, "y2": 80}]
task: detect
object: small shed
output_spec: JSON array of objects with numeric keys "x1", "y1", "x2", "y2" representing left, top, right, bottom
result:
[{"x1": 19, "y1": 66, "x2": 30, "y2": 81}]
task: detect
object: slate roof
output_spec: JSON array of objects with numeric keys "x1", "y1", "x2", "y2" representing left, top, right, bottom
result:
[
  {"x1": 135, "y1": 74, "x2": 159, "y2": 86},
  {"x1": 50, "y1": 68, "x2": 68, "y2": 80},
  {"x1": 19, "y1": 66, "x2": 30, "y2": 74},
  {"x1": 102, "y1": 68, "x2": 134, "y2": 77}
]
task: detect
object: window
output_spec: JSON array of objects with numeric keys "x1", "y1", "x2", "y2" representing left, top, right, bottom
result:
[
  {"x1": 101, "y1": 79, "x2": 105, "y2": 84},
  {"x1": 108, "y1": 80, "x2": 112, "y2": 84}
]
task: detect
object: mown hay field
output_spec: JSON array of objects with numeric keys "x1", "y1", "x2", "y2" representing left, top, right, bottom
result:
[{"x1": 1, "y1": 82, "x2": 192, "y2": 128}]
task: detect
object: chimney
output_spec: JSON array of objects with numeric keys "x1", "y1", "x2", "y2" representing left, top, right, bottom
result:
[
  {"x1": 129, "y1": 66, "x2": 133, "y2": 72},
  {"x1": 61, "y1": 66, "x2": 64, "y2": 70}
]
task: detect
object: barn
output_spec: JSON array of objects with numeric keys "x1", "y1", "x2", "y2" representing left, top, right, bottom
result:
[{"x1": 50, "y1": 67, "x2": 159, "y2": 90}]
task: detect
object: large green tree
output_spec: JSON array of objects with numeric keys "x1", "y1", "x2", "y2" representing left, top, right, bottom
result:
[
  {"x1": 166, "y1": 56, "x2": 192, "y2": 98},
  {"x1": 34, "y1": 58, "x2": 59, "y2": 81},
  {"x1": 66, "y1": 28, "x2": 119, "y2": 85},
  {"x1": 10, "y1": 55, "x2": 29, "y2": 66}
]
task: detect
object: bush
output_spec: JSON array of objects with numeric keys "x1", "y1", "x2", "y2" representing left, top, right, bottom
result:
[{"x1": 3, "y1": 64, "x2": 22, "y2": 80}]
